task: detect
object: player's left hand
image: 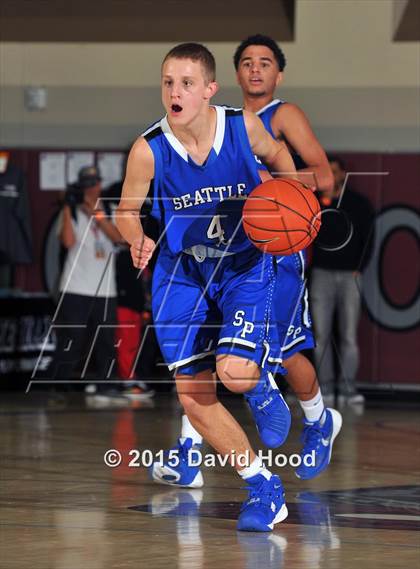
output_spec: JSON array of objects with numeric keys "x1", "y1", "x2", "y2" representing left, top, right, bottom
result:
[{"x1": 131, "y1": 235, "x2": 156, "y2": 269}]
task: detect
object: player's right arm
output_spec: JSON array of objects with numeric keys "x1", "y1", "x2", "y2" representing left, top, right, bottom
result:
[
  {"x1": 243, "y1": 110, "x2": 297, "y2": 178},
  {"x1": 116, "y1": 137, "x2": 155, "y2": 269},
  {"x1": 272, "y1": 103, "x2": 333, "y2": 192}
]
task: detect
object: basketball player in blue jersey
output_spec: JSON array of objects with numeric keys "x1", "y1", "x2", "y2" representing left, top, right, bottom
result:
[
  {"x1": 117, "y1": 43, "x2": 299, "y2": 532},
  {"x1": 152, "y1": 36, "x2": 342, "y2": 488},
  {"x1": 234, "y1": 35, "x2": 342, "y2": 480}
]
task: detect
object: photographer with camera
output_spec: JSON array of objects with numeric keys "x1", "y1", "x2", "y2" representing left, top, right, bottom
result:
[{"x1": 48, "y1": 165, "x2": 124, "y2": 392}]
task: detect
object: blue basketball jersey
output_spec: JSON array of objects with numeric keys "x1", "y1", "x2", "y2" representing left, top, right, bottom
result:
[
  {"x1": 256, "y1": 98, "x2": 285, "y2": 139},
  {"x1": 256, "y1": 98, "x2": 307, "y2": 171},
  {"x1": 143, "y1": 106, "x2": 262, "y2": 255},
  {"x1": 255, "y1": 99, "x2": 314, "y2": 357}
]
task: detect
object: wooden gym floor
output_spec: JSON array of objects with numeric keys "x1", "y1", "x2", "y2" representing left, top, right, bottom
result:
[{"x1": 1, "y1": 391, "x2": 419, "y2": 569}]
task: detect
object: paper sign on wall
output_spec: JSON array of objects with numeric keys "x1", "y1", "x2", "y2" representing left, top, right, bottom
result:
[
  {"x1": 97, "y1": 153, "x2": 125, "y2": 189},
  {"x1": 39, "y1": 153, "x2": 66, "y2": 190},
  {"x1": 67, "y1": 152, "x2": 95, "y2": 185}
]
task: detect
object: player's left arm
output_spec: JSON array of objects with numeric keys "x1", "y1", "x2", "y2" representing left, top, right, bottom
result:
[
  {"x1": 243, "y1": 110, "x2": 297, "y2": 178},
  {"x1": 274, "y1": 103, "x2": 333, "y2": 192}
]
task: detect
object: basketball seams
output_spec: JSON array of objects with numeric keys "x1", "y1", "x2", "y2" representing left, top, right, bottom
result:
[
  {"x1": 261, "y1": 177, "x2": 320, "y2": 219},
  {"x1": 246, "y1": 231, "x2": 312, "y2": 254},
  {"x1": 287, "y1": 180, "x2": 319, "y2": 218},
  {"x1": 243, "y1": 220, "x2": 310, "y2": 235},
  {"x1": 244, "y1": 195, "x2": 319, "y2": 231},
  {"x1": 242, "y1": 179, "x2": 321, "y2": 255}
]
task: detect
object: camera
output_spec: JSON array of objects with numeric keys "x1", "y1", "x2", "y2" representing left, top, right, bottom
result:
[{"x1": 64, "y1": 184, "x2": 85, "y2": 207}]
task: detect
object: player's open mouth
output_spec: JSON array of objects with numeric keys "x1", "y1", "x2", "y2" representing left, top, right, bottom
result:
[{"x1": 171, "y1": 104, "x2": 183, "y2": 113}]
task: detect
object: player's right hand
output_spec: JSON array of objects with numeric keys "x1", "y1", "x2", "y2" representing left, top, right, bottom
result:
[{"x1": 131, "y1": 235, "x2": 156, "y2": 269}]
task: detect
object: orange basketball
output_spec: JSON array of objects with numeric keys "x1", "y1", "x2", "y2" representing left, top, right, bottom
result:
[{"x1": 242, "y1": 178, "x2": 321, "y2": 255}]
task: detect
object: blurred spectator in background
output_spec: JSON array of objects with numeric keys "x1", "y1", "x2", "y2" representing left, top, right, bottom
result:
[
  {"x1": 0, "y1": 151, "x2": 33, "y2": 287},
  {"x1": 310, "y1": 156, "x2": 375, "y2": 406},
  {"x1": 47, "y1": 166, "x2": 123, "y2": 393}
]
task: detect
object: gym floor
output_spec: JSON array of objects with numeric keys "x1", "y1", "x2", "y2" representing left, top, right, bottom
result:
[{"x1": 1, "y1": 391, "x2": 419, "y2": 569}]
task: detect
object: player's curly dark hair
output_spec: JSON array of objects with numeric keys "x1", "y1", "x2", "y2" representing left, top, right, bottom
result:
[
  {"x1": 233, "y1": 34, "x2": 286, "y2": 72},
  {"x1": 163, "y1": 42, "x2": 216, "y2": 83}
]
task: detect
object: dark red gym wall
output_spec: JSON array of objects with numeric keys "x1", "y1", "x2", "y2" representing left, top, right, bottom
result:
[
  {"x1": 337, "y1": 153, "x2": 419, "y2": 388},
  {"x1": 6, "y1": 149, "x2": 420, "y2": 387}
]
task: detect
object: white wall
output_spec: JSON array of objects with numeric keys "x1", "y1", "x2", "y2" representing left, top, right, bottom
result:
[{"x1": 0, "y1": 0, "x2": 419, "y2": 150}]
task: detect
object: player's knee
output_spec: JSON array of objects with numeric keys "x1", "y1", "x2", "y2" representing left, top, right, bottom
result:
[{"x1": 216, "y1": 355, "x2": 259, "y2": 393}]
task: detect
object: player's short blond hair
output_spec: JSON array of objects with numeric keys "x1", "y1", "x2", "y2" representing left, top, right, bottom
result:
[{"x1": 162, "y1": 42, "x2": 216, "y2": 83}]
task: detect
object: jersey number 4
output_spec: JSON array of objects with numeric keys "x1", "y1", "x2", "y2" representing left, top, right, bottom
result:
[{"x1": 207, "y1": 215, "x2": 227, "y2": 246}]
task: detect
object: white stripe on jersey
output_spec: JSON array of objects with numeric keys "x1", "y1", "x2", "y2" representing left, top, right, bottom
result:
[
  {"x1": 255, "y1": 98, "x2": 284, "y2": 116},
  {"x1": 168, "y1": 350, "x2": 215, "y2": 371},
  {"x1": 161, "y1": 115, "x2": 189, "y2": 162},
  {"x1": 303, "y1": 287, "x2": 310, "y2": 328},
  {"x1": 282, "y1": 335, "x2": 306, "y2": 352},
  {"x1": 261, "y1": 340, "x2": 271, "y2": 368},
  {"x1": 218, "y1": 337, "x2": 257, "y2": 349},
  {"x1": 268, "y1": 356, "x2": 284, "y2": 364},
  {"x1": 298, "y1": 251, "x2": 305, "y2": 279},
  {"x1": 158, "y1": 106, "x2": 227, "y2": 162},
  {"x1": 221, "y1": 104, "x2": 242, "y2": 112},
  {"x1": 213, "y1": 106, "x2": 225, "y2": 156}
]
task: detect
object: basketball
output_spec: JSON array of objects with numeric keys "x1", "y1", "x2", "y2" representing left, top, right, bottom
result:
[{"x1": 242, "y1": 178, "x2": 321, "y2": 255}]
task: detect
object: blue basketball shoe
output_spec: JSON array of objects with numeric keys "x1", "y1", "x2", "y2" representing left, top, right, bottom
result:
[
  {"x1": 150, "y1": 437, "x2": 204, "y2": 488},
  {"x1": 295, "y1": 408, "x2": 342, "y2": 480},
  {"x1": 244, "y1": 373, "x2": 291, "y2": 448},
  {"x1": 237, "y1": 473, "x2": 288, "y2": 532}
]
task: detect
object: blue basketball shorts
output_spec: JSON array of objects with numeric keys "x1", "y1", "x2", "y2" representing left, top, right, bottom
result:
[
  {"x1": 152, "y1": 246, "x2": 285, "y2": 376},
  {"x1": 273, "y1": 250, "x2": 315, "y2": 364}
]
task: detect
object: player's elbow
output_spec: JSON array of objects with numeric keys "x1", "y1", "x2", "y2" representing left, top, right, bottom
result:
[{"x1": 269, "y1": 144, "x2": 296, "y2": 178}]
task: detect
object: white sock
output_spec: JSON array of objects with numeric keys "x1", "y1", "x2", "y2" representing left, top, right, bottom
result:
[
  {"x1": 299, "y1": 389, "x2": 326, "y2": 424},
  {"x1": 180, "y1": 414, "x2": 203, "y2": 446},
  {"x1": 238, "y1": 455, "x2": 271, "y2": 481}
]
